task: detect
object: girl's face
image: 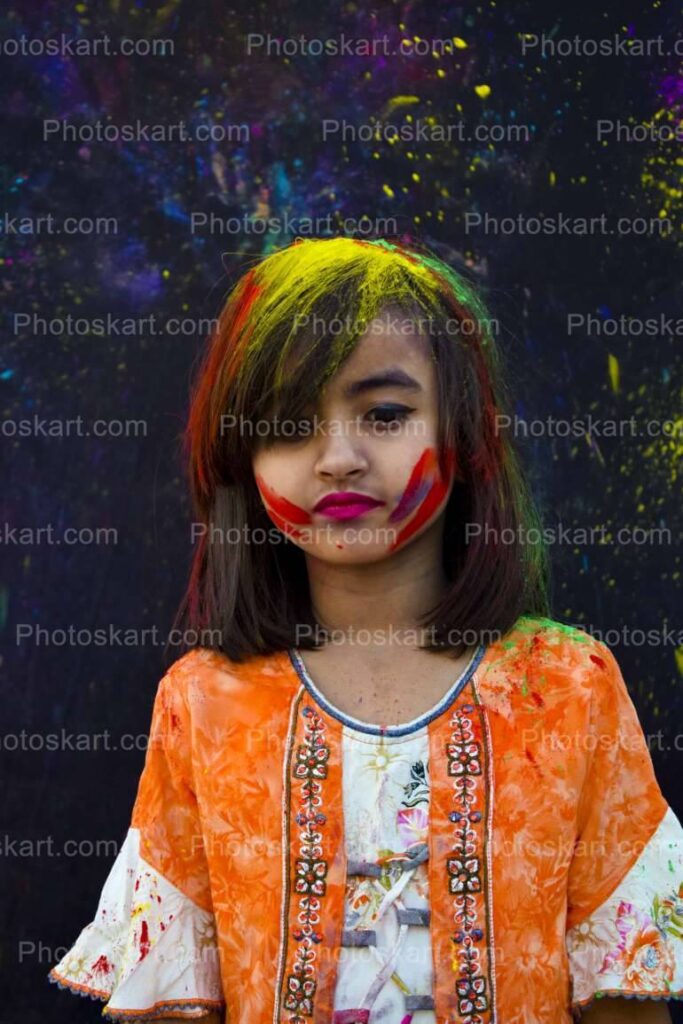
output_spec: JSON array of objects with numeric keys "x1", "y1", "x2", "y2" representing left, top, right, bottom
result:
[{"x1": 251, "y1": 313, "x2": 458, "y2": 564}]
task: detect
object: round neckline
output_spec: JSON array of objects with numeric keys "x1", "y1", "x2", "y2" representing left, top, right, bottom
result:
[{"x1": 286, "y1": 644, "x2": 486, "y2": 737}]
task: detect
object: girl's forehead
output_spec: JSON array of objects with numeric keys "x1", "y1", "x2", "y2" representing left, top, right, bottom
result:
[
  {"x1": 335, "y1": 317, "x2": 433, "y2": 371},
  {"x1": 269, "y1": 301, "x2": 437, "y2": 416},
  {"x1": 317, "y1": 326, "x2": 434, "y2": 401}
]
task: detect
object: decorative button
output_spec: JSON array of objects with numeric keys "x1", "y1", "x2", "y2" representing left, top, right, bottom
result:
[
  {"x1": 405, "y1": 994, "x2": 435, "y2": 1010},
  {"x1": 396, "y1": 907, "x2": 431, "y2": 926},
  {"x1": 346, "y1": 860, "x2": 383, "y2": 877},
  {"x1": 341, "y1": 929, "x2": 377, "y2": 946}
]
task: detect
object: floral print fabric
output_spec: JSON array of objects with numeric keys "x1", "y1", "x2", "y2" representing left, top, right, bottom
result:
[
  {"x1": 567, "y1": 805, "x2": 683, "y2": 1011},
  {"x1": 46, "y1": 616, "x2": 683, "y2": 1023},
  {"x1": 48, "y1": 827, "x2": 224, "y2": 1018},
  {"x1": 335, "y1": 725, "x2": 436, "y2": 1021}
]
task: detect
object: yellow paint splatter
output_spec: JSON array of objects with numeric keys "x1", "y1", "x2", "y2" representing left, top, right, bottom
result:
[
  {"x1": 474, "y1": 84, "x2": 491, "y2": 99},
  {"x1": 385, "y1": 95, "x2": 420, "y2": 114},
  {"x1": 382, "y1": 184, "x2": 395, "y2": 198},
  {"x1": 642, "y1": 417, "x2": 682, "y2": 485},
  {"x1": 584, "y1": 432, "x2": 606, "y2": 466},
  {"x1": 608, "y1": 353, "x2": 620, "y2": 393},
  {"x1": 453, "y1": 37, "x2": 468, "y2": 49},
  {"x1": 675, "y1": 645, "x2": 683, "y2": 676}
]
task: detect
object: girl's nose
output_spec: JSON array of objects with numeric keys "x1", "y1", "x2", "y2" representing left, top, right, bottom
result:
[{"x1": 313, "y1": 421, "x2": 370, "y2": 480}]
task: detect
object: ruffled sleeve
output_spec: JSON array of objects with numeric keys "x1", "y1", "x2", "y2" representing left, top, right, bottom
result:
[
  {"x1": 565, "y1": 641, "x2": 683, "y2": 1018},
  {"x1": 47, "y1": 658, "x2": 225, "y2": 1020}
]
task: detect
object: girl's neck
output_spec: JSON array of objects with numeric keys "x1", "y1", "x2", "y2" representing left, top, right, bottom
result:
[{"x1": 304, "y1": 523, "x2": 448, "y2": 636}]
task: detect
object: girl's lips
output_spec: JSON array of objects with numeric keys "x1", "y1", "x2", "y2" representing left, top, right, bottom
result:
[
  {"x1": 313, "y1": 496, "x2": 385, "y2": 520},
  {"x1": 316, "y1": 503, "x2": 381, "y2": 520}
]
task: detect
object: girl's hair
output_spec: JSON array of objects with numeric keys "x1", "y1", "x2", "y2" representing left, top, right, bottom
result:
[{"x1": 169, "y1": 236, "x2": 550, "y2": 663}]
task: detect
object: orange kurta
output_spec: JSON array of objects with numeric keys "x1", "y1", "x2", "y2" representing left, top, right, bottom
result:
[{"x1": 48, "y1": 616, "x2": 683, "y2": 1022}]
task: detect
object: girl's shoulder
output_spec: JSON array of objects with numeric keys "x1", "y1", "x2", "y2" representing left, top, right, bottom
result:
[
  {"x1": 158, "y1": 644, "x2": 294, "y2": 702},
  {"x1": 492, "y1": 613, "x2": 614, "y2": 665},
  {"x1": 480, "y1": 617, "x2": 649, "y2": 766},
  {"x1": 483, "y1": 613, "x2": 625, "y2": 702}
]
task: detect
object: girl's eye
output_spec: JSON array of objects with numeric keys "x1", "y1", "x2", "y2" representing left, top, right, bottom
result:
[
  {"x1": 267, "y1": 406, "x2": 415, "y2": 444},
  {"x1": 366, "y1": 404, "x2": 416, "y2": 426}
]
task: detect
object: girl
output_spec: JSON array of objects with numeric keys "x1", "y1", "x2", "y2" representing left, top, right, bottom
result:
[{"x1": 48, "y1": 238, "x2": 682, "y2": 1023}]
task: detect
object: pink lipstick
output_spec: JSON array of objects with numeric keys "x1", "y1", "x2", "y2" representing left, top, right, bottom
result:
[{"x1": 313, "y1": 491, "x2": 385, "y2": 521}]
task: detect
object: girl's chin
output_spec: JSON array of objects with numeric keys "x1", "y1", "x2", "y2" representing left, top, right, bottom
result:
[{"x1": 299, "y1": 540, "x2": 398, "y2": 561}]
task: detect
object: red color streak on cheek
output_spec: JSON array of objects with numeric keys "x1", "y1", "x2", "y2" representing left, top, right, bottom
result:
[
  {"x1": 388, "y1": 445, "x2": 456, "y2": 553},
  {"x1": 388, "y1": 448, "x2": 435, "y2": 524},
  {"x1": 388, "y1": 473, "x2": 450, "y2": 552},
  {"x1": 262, "y1": 501, "x2": 309, "y2": 542},
  {"x1": 254, "y1": 473, "x2": 312, "y2": 525}
]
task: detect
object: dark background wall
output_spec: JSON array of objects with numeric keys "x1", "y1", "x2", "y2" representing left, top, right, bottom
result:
[{"x1": 2, "y1": 1, "x2": 681, "y2": 1020}]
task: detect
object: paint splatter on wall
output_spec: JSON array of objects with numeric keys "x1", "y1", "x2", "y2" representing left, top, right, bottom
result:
[{"x1": 1, "y1": 1, "x2": 680, "y2": 1019}]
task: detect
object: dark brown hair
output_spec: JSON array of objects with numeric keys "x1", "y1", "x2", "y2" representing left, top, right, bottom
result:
[{"x1": 168, "y1": 237, "x2": 550, "y2": 663}]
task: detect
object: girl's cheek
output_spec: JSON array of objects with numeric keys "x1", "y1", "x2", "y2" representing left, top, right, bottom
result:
[
  {"x1": 252, "y1": 471, "x2": 313, "y2": 544},
  {"x1": 389, "y1": 445, "x2": 455, "y2": 523},
  {"x1": 386, "y1": 445, "x2": 455, "y2": 552},
  {"x1": 254, "y1": 472, "x2": 312, "y2": 526},
  {"x1": 251, "y1": 446, "x2": 456, "y2": 554}
]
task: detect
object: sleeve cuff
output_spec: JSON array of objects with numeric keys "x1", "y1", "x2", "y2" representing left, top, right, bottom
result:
[
  {"x1": 567, "y1": 805, "x2": 683, "y2": 1015},
  {"x1": 47, "y1": 827, "x2": 225, "y2": 1020}
]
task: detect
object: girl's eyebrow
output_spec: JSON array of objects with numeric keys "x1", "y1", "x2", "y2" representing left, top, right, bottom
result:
[{"x1": 342, "y1": 367, "x2": 423, "y2": 398}]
